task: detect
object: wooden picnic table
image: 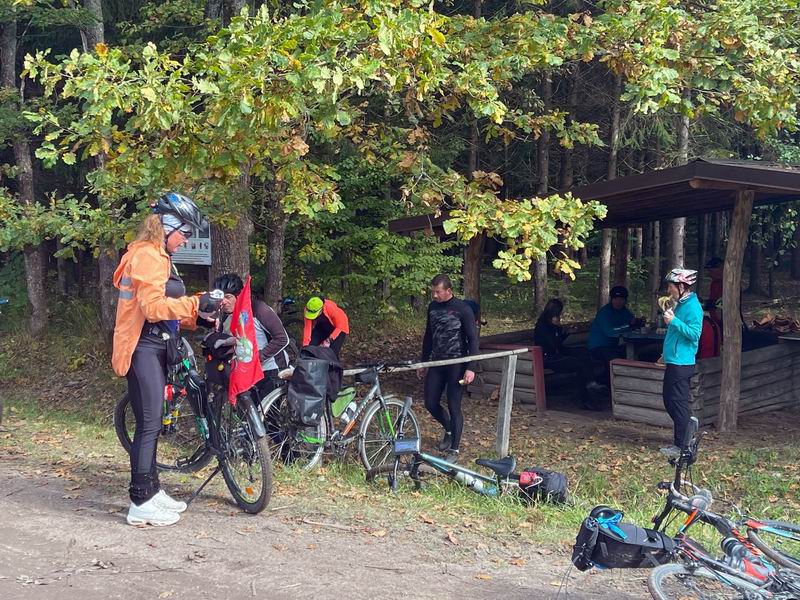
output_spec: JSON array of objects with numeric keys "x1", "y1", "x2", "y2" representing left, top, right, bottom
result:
[{"x1": 620, "y1": 330, "x2": 666, "y2": 360}]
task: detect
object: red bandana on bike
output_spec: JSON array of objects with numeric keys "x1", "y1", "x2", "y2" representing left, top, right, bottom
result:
[{"x1": 227, "y1": 276, "x2": 264, "y2": 405}]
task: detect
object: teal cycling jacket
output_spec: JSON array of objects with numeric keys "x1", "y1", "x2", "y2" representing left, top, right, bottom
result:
[{"x1": 663, "y1": 292, "x2": 703, "y2": 366}]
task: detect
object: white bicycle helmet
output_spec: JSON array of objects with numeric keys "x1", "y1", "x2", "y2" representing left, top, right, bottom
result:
[{"x1": 664, "y1": 268, "x2": 697, "y2": 287}]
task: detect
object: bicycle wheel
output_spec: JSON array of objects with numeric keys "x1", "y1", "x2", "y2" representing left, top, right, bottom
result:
[
  {"x1": 358, "y1": 396, "x2": 420, "y2": 471},
  {"x1": 648, "y1": 563, "x2": 763, "y2": 600},
  {"x1": 259, "y1": 388, "x2": 327, "y2": 470},
  {"x1": 218, "y1": 394, "x2": 273, "y2": 514},
  {"x1": 747, "y1": 521, "x2": 800, "y2": 572},
  {"x1": 114, "y1": 393, "x2": 211, "y2": 473}
]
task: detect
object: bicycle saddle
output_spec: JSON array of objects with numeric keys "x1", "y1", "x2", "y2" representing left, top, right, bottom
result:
[{"x1": 475, "y1": 456, "x2": 516, "y2": 478}]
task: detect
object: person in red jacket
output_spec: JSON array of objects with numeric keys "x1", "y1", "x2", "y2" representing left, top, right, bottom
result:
[
  {"x1": 303, "y1": 296, "x2": 350, "y2": 358},
  {"x1": 705, "y1": 257, "x2": 724, "y2": 303},
  {"x1": 697, "y1": 299, "x2": 722, "y2": 360}
]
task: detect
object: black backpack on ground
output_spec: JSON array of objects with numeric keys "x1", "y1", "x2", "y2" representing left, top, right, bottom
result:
[
  {"x1": 571, "y1": 506, "x2": 675, "y2": 571},
  {"x1": 518, "y1": 466, "x2": 569, "y2": 505}
]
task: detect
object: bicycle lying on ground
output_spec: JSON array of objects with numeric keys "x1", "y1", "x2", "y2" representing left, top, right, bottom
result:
[
  {"x1": 259, "y1": 361, "x2": 421, "y2": 471},
  {"x1": 114, "y1": 336, "x2": 273, "y2": 513},
  {"x1": 647, "y1": 417, "x2": 800, "y2": 599},
  {"x1": 365, "y1": 398, "x2": 564, "y2": 504}
]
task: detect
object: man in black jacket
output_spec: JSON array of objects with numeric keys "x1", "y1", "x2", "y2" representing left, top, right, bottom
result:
[{"x1": 416, "y1": 274, "x2": 479, "y2": 463}]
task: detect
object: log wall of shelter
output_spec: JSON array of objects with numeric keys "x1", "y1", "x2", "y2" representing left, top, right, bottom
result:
[{"x1": 610, "y1": 343, "x2": 800, "y2": 427}]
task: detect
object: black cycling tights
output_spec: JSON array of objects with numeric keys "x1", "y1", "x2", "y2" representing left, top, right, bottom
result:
[
  {"x1": 424, "y1": 364, "x2": 467, "y2": 451},
  {"x1": 126, "y1": 347, "x2": 166, "y2": 505}
]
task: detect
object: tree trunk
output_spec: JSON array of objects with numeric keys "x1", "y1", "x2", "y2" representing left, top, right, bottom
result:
[
  {"x1": 211, "y1": 216, "x2": 252, "y2": 283},
  {"x1": 717, "y1": 190, "x2": 754, "y2": 433},
  {"x1": 264, "y1": 193, "x2": 288, "y2": 310},
  {"x1": 204, "y1": 0, "x2": 224, "y2": 19},
  {"x1": 223, "y1": 0, "x2": 247, "y2": 24},
  {"x1": 648, "y1": 221, "x2": 661, "y2": 323},
  {"x1": 463, "y1": 234, "x2": 484, "y2": 304},
  {"x1": 56, "y1": 241, "x2": 69, "y2": 295},
  {"x1": 533, "y1": 257, "x2": 548, "y2": 315},
  {"x1": 667, "y1": 92, "x2": 691, "y2": 269},
  {"x1": 714, "y1": 211, "x2": 726, "y2": 256},
  {"x1": 599, "y1": 73, "x2": 623, "y2": 306},
  {"x1": 643, "y1": 222, "x2": 653, "y2": 259},
  {"x1": 633, "y1": 227, "x2": 643, "y2": 261},
  {"x1": 559, "y1": 66, "x2": 580, "y2": 191},
  {"x1": 791, "y1": 222, "x2": 800, "y2": 280},
  {"x1": 697, "y1": 214, "x2": 708, "y2": 290},
  {"x1": 613, "y1": 228, "x2": 629, "y2": 288},
  {"x1": 98, "y1": 246, "x2": 118, "y2": 344},
  {"x1": 580, "y1": 246, "x2": 588, "y2": 265},
  {"x1": 82, "y1": 0, "x2": 104, "y2": 47},
  {"x1": 3, "y1": 17, "x2": 48, "y2": 337},
  {"x1": 532, "y1": 75, "x2": 551, "y2": 315},
  {"x1": 598, "y1": 229, "x2": 612, "y2": 308},
  {"x1": 747, "y1": 239, "x2": 764, "y2": 295}
]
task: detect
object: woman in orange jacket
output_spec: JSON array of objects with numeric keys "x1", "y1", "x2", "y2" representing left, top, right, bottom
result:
[{"x1": 112, "y1": 193, "x2": 220, "y2": 527}]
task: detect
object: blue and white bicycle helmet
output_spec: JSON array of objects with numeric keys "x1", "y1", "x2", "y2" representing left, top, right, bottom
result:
[{"x1": 153, "y1": 192, "x2": 206, "y2": 231}]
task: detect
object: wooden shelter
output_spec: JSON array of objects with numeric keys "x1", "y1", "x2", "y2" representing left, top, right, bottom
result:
[{"x1": 389, "y1": 159, "x2": 800, "y2": 430}]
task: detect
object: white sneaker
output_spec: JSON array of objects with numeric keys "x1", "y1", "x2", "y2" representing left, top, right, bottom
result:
[
  {"x1": 153, "y1": 489, "x2": 188, "y2": 513},
  {"x1": 126, "y1": 496, "x2": 181, "y2": 527}
]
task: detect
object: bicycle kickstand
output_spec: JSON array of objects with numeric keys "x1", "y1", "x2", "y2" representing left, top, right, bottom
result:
[{"x1": 185, "y1": 465, "x2": 221, "y2": 507}]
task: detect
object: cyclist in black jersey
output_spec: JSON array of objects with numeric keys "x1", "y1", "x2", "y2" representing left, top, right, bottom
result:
[{"x1": 416, "y1": 274, "x2": 479, "y2": 463}]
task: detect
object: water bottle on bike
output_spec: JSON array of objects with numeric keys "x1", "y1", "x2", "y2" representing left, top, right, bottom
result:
[{"x1": 454, "y1": 470, "x2": 485, "y2": 493}]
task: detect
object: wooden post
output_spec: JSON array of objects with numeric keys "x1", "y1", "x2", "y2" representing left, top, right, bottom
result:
[
  {"x1": 717, "y1": 190, "x2": 754, "y2": 432},
  {"x1": 531, "y1": 345, "x2": 547, "y2": 413},
  {"x1": 495, "y1": 354, "x2": 518, "y2": 457}
]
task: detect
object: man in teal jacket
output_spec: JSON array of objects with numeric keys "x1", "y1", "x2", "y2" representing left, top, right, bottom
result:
[
  {"x1": 660, "y1": 268, "x2": 703, "y2": 457},
  {"x1": 588, "y1": 286, "x2": 643, "y2": 386}
]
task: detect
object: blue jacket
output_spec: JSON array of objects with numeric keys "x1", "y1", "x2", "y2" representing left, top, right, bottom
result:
[
  {"x1": 588, "y1": 303, "x2": 634, "y2": 350},
  {"x1": 663, "y1": 293, "x2": 703, "y2": 366}
]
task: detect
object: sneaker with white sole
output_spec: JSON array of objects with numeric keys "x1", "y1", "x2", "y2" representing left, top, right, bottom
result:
[
  {"x1": 126, "y1": 496, "x2": 181, "y2": 527},
  {"x1": 153, "y1": 489, "x2": 187, "y2": 513}
]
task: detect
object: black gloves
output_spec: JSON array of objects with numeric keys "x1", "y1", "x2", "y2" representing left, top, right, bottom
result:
[{"x1": 199, "y1": 291, "x2": 222, "y2": 314}]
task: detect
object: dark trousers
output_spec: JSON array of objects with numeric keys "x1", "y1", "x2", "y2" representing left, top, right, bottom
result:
[
  {"x1": 310, "y1": 328, "x2": 347, "y2": 359},
  {"x1": 590, "y1": 346, "x2": 625, "y2": 386},
  {"x1": 126, "y1": 347, "x2": 166, "y2": 505},
  {"x1": 662, "y1": 364, "x2": 695, "y2": 447},
  {"x1": 254, "y1": 369, "x2": 280, "y2": 403},
  {"x1": 543, "y1": 350, "x2": 594, "y2": 404},
  {"x1": 424, "y1": 363, "x2": 467, "y2": 450}
]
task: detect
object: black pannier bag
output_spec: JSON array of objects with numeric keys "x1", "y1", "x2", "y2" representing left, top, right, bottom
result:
[
  {"x1": 202, "y1": 332, "x2": 236, "y2": 387},
  {"x1": 287, "y1": 358, "x2": 329, "y2": 426},
  {"x1": 571, "y1": 506, "x2": 675, "y2": 571},
  {"x1": 518, "y1": 466, "x2": 569, "y2": 505}
]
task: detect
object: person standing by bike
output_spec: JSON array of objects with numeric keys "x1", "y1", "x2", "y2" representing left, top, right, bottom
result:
[
  {"x1": 659, "y1": 268, "x2": 702, "y2": 458},
  {"x1": 302, "y1": 296, "x2": 350, "y2": 359},
  {"x1": 214, "y1": 273, "x2": 290, "y2": 399},
  {"x1": 416, "y1": 274, "x2": 479, "y2": 464},
  {"x1": 112, "y1": 193, "x2": 221, "y2": 527}
]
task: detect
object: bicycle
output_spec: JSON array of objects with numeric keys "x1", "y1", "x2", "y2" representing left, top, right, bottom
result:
[
  {"x1": 646, "y1": 418, "x2": 800, "y2": 599},
  {"x1": 259, "y1": 361, "x2": 421, "y2": 471},
  {"x1": 278, "y1": 297, "x2": 302, "y2": 360},
  {"x1": 114, "y1": 335, "x2": 273, "y2": 513},
  {"x1": 365, "y1": 397, "x2": 545, "y2": 501},
  {"x1": 0, "y1": 297, "x2": 7, "y2": 427}
]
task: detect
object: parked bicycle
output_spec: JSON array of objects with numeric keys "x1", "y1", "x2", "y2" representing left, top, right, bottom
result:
[
  {"x1": 278, "y1": 296, "x2": 302, "y2": 360},
  {"x1": 647, "y1": 418, "x2": 800, "y2": 599},
  {"x1": 365, "y1": 397, "x2": 567, "y2": 504},
  {"x1": 114, "y1": 335, "x2": 273, "y2": 513},
  {"x1": 259, "y1": 361, "x2": 420, "y2": 471},
  {"x1": 0, "y1": 297, "x2": 7, "y2": 427}
]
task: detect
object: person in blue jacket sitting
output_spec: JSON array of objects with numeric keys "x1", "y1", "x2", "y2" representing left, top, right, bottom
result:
[
  {"x1": 588, "y1": 286, "x2": 644, "y2": 386},
  {"x1": 657, "y1": 268, "x2": 703, "y2": 458}
]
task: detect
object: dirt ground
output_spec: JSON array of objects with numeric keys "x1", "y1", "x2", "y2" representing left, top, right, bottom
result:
[{"x1": 0, "y1": 410, "x2": 651, "y2": 600}]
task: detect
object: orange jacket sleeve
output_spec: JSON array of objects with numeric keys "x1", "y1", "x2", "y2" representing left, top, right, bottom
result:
[
  {"x1": 303, "y1": 317, "x2": 312, "y2": 346},
  {"x1": 130, "y1": 248, "x2": 198, "y2": 323},
  {"x1": 324, "y1": 300, "x2": 350, "y2": 341}
]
